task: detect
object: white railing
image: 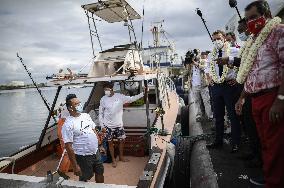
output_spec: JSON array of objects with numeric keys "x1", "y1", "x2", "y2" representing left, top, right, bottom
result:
[
  {"x1": 157, "y1": 72, "x2": 177, "y2": 108},
  {"x1": 165, "y1": 76, "x2": 176, "y2": 92}
]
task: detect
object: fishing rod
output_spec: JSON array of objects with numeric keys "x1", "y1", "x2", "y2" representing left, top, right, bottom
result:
[
  {"x1": 16, "y1": 53, "x2": 57, "y2": 122},
  {"x1": 140, "y1": 0, "x2": 146, "y2": 48},
  {"x1": 196, "y1": 8, "x2": 213, "y2": 43},
  {"x1": 229, "y1": 0, "x2": 242, "y2": 20}
]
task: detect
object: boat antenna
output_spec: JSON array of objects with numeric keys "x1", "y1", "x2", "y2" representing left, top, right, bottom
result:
[
  {"x1": 196, "y1": 8, "x2": 213, "y2": 43},
  {"x1": 16, "y1": 53, "x2": 57, "y2": 122},
  {"x1": 229, "y1": 0, "x2": 242, "y2": 20},
  {"x1": 140, "y1": 0, "x2": 146, "y2": 48}
]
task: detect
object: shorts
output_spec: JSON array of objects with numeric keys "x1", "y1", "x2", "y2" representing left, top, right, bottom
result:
[
  {"x1": 105, "y1": 127, "x2": 126, "y2": 141},
  {"x1": 75, "y1": 150, "x2": 104, "y2": 181}
]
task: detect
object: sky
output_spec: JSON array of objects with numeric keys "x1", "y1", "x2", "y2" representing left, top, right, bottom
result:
[{"x1": 0, "y1": 0, "x2": 283, "y2": 84}]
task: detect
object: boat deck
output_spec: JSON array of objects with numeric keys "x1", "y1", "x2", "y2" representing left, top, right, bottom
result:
[{"x1": 19, "y1": 154, "x2": 148, "y2": 186}]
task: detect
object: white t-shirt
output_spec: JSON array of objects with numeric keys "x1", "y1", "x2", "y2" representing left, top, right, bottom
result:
[
  {"x1": 191, "y1": 62, "x2": 209, "y2": 87},
  {"x1": 61, "y1": 113, "x2": 98, "y2": 156},
  {"x1": 99, "y1": 93, "x2": 144, "y2": 128}
]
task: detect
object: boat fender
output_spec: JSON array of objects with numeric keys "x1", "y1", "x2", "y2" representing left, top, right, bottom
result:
[{"x1": 166, "y1": 142, "x2": 175, "y2": 163}]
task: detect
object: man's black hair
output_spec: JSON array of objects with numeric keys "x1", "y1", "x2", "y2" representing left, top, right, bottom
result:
[
  {"x1": 66, "y1": 94, "x2": 77, "y2": 109},
  {"x1": 238, "y1": 18, "x2": 246, "y2": 24},
  {"x1": 103, "y1": 82, "x2": 114, "y2": 89},
  {"x1": 212, "y1": 30, "x2": 226, "y2": 37},
  {"x1": 226, "y1": 32, "x2": 235, "y2": 37},
  {"x1": 245, "y1": 0, "x2": 271, "y2": 18}
]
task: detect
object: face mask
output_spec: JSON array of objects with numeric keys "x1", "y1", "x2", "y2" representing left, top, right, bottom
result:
[
  {"x1": 75, "y1": 103, "x2": 83, "y2": 113},
  {"x1": 214, "y1": 39, "x2": 224, "y2": 50},
  {"x1": 247, "y1": 16, "x2": 266, "y2": 35},
  {"x1": 105, "y1": 90, "x2": 111, "y2": 96},
  {"x1": 238, "y1": 32, "x2": 249, "y2": 41}
]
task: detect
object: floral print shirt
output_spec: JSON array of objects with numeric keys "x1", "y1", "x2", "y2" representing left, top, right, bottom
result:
[{"x1": 244, "y1": 24, "x2": 284, "y2": 94}]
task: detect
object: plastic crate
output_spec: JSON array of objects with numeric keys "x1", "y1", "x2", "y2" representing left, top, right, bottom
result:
[{"x1": 124, "y1": 136, "x2": 145, "y2": 157}]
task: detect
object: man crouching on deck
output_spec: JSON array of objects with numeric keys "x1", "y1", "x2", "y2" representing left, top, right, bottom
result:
[
  {"x1": 62, "y1": 94, "x2": 104, "y2": 182},
  {"x1": 99, "y1": 82, "x2": 145, "y2": 168}
]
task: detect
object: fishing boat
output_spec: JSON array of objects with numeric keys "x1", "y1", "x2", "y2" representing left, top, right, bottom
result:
[{"x1": 0, "y1": 1, "x2": 191, "y2": 187}]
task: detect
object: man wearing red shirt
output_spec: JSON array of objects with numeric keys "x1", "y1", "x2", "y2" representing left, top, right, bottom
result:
[{"x1": 235, "y1": 1, "x2": 284, "y2": 187}]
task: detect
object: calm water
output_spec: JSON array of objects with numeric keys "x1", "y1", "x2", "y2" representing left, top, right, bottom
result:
[{"x1": 0, "y1": 86, "x2": 92, "y2": 157}]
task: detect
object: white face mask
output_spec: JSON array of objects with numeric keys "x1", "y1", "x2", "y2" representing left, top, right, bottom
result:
[
  {"x1": 104, "y1": 90, "x2": 111, "y2": 96},
  {"x1": 238, "y1": 32, "x2": 249, "y2": 41},
  {"x1": 75, "y1": 103, "x2": 83, "y2": 113},
  {"x1": 214, "y1": 39, "x2": 224, "y2": 50}
]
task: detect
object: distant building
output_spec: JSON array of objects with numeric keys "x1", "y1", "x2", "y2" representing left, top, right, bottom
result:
[
  {"x1": 142, "y1": 45, "x2": 179, "y2": 67},
  {"x1": 8, "y1": 81, "x2": 25, "y2": 87}
]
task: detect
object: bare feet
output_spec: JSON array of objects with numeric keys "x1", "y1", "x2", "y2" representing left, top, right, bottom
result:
[{"x1": 112, "y1": 161, "x2": 117, "y2": 168}]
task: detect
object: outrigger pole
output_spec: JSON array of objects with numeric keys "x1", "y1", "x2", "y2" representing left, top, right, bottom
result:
[
  {"x1": 37, "y1": 86, "x2": 62, "y2": 149},
  {"x1": 196, "y1": 8, "x2": 213, "y2": 43},
  {"x1": 229, "y1": 0, "x2": 242, "y2": 20},
  {"x1": 16, "y1": 53, "x2": 57, "y2": 123}
]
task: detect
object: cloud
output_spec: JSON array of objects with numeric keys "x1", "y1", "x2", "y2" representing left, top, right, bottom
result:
[{"x1": 0, "y1": 0, "x2": 282, "y2": 84}]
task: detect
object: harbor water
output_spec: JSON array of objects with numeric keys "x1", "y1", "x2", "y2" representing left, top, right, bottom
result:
[{"x1": 0, "y1": 86, "x2": 92, "y2": 157}]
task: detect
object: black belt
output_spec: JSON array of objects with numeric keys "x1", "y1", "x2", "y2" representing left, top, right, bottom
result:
[
  {"x1": 250, "y1": 87, "x2": 279, "y2": 98},
  {"x1": 214, "y1": 80, "x2": 238, "y2": 86}
]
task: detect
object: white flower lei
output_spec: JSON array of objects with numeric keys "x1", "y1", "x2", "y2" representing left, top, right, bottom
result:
[
  {"x1": 236, "y1": 17, "x2": 282, "y2": 84},
  {"x1": 199, "y1": 58, "x2": 209, "y2": 85},
  {"x1": 210, "y1": 42, "x2": 234, "y2": 84}
]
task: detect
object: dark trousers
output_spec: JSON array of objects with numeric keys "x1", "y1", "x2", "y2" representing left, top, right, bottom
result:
[
  {"x1": 211, "y1": 83, "x2": 241, "y2": 145},
  {"x1": 242, "y1": 97, "x2": 261, "y2": 159}
]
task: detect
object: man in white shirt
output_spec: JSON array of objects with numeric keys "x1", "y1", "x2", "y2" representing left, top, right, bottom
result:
[
  {"x1": 99, "y1": 82, "x2": 145, "y2": 167},
  {"x1": 62, "y1": 94, "x2": 104, "y2": 182},
  {"x1": 189, "y1": 51, "x2": 213, "y2": 122},
  {"x1": 206, "y1": 30, "x2": 241, "y2": 153}
]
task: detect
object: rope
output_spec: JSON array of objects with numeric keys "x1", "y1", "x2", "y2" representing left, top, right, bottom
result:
[
  {"x1": 84, "y1": 10, "x2": 96, "y2": 58},
  {"x1": 91, "y1": 13, "x2": 103, "y2": 52},
  {"x1": 0, "y1": 157, "x2": 16, "y2": 174}
]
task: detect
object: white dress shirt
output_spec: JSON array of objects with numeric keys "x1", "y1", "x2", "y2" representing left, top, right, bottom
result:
[
  {"x1": 207, "y1": 47, "x2": 239, "y2": 81},
  {"x1": 191, "y1": 61, "x2": 209, "y2": 87}
]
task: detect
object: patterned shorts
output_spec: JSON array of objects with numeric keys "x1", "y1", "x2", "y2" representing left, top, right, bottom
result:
[{"x1": 105, "y1": 127, "x2": 126, "y2": 141}]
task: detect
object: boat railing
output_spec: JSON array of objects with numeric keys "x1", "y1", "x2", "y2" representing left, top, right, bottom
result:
[
  {"x1": 165, "y1": 76, "x2": 176, "y2": 92},
  {"x1": 0, "y1": 157, "x2": 16, "y2": 174}
]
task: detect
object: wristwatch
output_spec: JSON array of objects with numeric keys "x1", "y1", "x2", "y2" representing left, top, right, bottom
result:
[{"x1": 277, "y1": 94, "x2": 284, "y2": 101}]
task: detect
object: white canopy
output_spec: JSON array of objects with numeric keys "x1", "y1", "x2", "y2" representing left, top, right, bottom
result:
[{"x1": 82, "y1": 0, "x2": 141, "y2": 23}]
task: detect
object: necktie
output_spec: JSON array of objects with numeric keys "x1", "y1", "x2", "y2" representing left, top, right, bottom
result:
[{"x1": 218, "y1": 49, "x2": 223, "y2": 77}]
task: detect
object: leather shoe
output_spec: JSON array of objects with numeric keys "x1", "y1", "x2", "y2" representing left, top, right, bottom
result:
[
  {"x1": 207, "y1": 142, "x2": 223, "y2": 149},
  {"x1": 231, "y1": 145, "x2": 239, "y2": 153},
  {"x1": 249, "y1": 177, "x2": 265, "y2": 186}
]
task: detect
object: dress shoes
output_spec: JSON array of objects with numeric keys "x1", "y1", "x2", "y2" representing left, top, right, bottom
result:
[{"x1": 230, "y1": 145, "x2": 239, "y2": 153}]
